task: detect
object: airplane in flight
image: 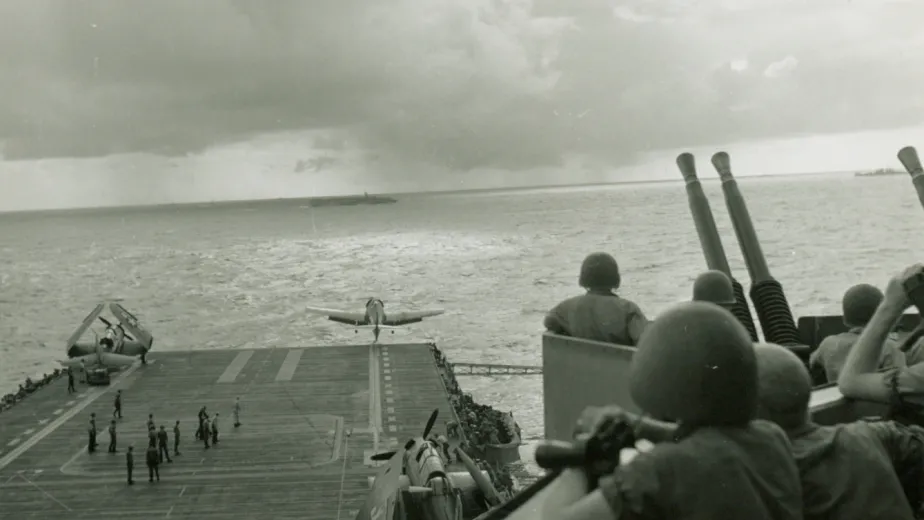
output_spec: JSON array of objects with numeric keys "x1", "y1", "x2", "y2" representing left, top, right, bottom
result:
[
  {"x1": 358, "y1": 409, "x2": 501, "y2": 520},
  {"x1": 305, "y1": 298, "x2": 445, "y2": 343},
  {"x1": 61, "y1": 302, "x2": 155, "y2": 371}
]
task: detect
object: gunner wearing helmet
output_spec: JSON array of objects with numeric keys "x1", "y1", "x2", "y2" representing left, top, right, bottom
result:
[
  {"x1": 547, "y1": 302, "x2": 802, "y2": 520},
  {"x1": 811, "y1": 284, "x2": 904, "y2": 383},
  {"x1": 544, "y1": 252, "x2": 648, "y2": 346},
  {"x1": 840, "y1": 264, "x2": 924, "y2": 424},
  {"x1": 756, "y1": 342, "x2": 922, "y2": 519}
]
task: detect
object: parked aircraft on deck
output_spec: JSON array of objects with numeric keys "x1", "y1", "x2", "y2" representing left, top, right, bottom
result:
[
  {"x1": 61, "y1": 302, "x2": 154, "y2": 371},
  {"x1": 359, "y1": 409, "x2": 501, "y2": 520}
]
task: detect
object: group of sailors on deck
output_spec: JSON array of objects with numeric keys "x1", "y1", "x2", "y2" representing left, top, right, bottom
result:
[
  {"x1": 80, "y1": 385, "x2": 244, "y2": 484},
  {"x1": 542, "y1": 252, "x2": 924, "y2": 519}
]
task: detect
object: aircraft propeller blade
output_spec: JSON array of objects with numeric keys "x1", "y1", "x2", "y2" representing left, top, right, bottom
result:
[
  {"x1": 422, "y1": 408, "x2": 439, "y2": 439},
  {"x1": 98, "y1": 316, "x2": 135, "y2": 341},
  {"x1": 370, "y1": 451, "x2": 397, "y2": 462}
]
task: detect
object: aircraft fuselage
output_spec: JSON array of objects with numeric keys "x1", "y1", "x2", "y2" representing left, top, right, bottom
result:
[
  {"x1": 365, "y1": 299, "x2": 386, "y2": 342},
  {"x1": 402, "y1": 436, "x2": 461, "y2": 520}
]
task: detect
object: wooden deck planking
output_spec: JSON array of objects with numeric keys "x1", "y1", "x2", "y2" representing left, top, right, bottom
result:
[{"x1": 0, "y1": 343, "x2": 450, "y2": 519}]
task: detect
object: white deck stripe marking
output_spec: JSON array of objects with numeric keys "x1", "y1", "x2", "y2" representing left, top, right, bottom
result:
[
  {"x1": 216, "y1": 351, "x2": 254, "y2": 383},
  {"x1": 274, "y1": 349, "x2": 303, "y2": 382},
  {"x1": 6, "y1": 439, "x2": 20, "y2": 447},
  {"x1": 59, "y1": 446, "x2": 86, "y2": 473},
  {"x1": 22, "y1": 428, "x2": 34, "y2": 435},
  {"x1": 66, "y1": 401, "x2": 76, "y2": 406},
  {"x1": 0, "y1": 363, "x2": 140, "y2": 472},
  {"x1": 369, "y1": 343, "x2": 383, "y2": 451},
  {"x1": 37, "y1": 419, "x2": 48, "y2": 425},
  {"x1": 52, "y1": 409, "x2": 63, "y2": 415},
  {"x1": 179, "y1": 486, "x2": 187, "y2": 497}
]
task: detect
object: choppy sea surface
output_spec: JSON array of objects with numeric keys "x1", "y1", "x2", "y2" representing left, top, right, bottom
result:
[{"x1": 2, "y1": 174, "x2": 922, "y2": 440}]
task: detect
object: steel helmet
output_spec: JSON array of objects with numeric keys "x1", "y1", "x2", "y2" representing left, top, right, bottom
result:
[
  {"x1": 629, "y1": 301, "x2": 758, "y2": 426},
  {"x1": 579, "y1": 252, "x2": 621, "y2": 290},
  {"x1": 842, "y1": 284, "x2": 883, "y2": 328},
  {"x1": 692, "y1": 270, "x2": 736, "y2": 306}
]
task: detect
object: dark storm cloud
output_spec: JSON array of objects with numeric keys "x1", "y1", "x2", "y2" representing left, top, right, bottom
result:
[{"x1": 1, "y1": 0, "x2": 923, "y2": 169}]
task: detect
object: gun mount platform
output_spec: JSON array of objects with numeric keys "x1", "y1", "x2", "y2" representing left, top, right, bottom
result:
[{"x1": 0, "y1": 343, "x2": 464, "y2": 519}]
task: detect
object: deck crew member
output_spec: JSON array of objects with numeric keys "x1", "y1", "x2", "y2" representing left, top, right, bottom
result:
[
  {"x1": 233, "y1": 397, "x2": 241, "y2": 428},
  {"x1": 756, "y1": 342, "x2": 921, "y2": 519},
  {"x1": 146, "y1": 413, "x2": 155, "y2": 432},
  {"x1": 210, "y1": 413, "x2": 220, "y2": 445},
  {"x1": 113, "y1": 390, "x2": 122, "y2": 419},
  {"x1": 66, "y1": 368, "x2": 75, "y2": 394},
  {"x1": 146, "y1": 444, "x2": 160, "y2": 482},
  {"x1": 126, "y1": 446, "x2": 134, "y2": 485},
  {"x1": 108, "y1": 420, "x2": 118, "y2": 453},
  {"x1": 200, "y1": 410, "x2": 211, "y2": 449},
  {"x1": 197, "y1": 406, "x2": 208, "y2": 440},
  {"x1": 88, "y1": 413, "x2": 98, "y2": 453},
  {"x1": 544, "y1": 252, "x2": 648, "y2": 346},
  {"x1": 436, "y1": 433, "x2": 451, "y2": 463},
  {"x1": 554, "y1": 302, "x2": 802, "y2": 520},
  {"x1": 811, "y1": 284, "x2": 902, "y2": 383},
  {"x1": 157, "y1": 425, "x2": 172, "y2": 463},
  {"x1": 148, "y1": 426, "x2": 157, "y2": 448},
  {"x1": 840, "y1": 264, "x2": 924, "y2": 425},
  {"x1": 173, "y1": 420, "x2": 181, "y2": 456}
]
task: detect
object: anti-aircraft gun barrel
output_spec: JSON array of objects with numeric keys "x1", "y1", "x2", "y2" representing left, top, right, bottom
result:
[
  {"x1": 710, "y1": 152, "x2": 802, "y2": 349},
  {"x1": 676, "y1": 153, "x2": 759, "y2": 341},
  {"x1": 898, "y1": 146, "x2": 924, "y2": 210}
]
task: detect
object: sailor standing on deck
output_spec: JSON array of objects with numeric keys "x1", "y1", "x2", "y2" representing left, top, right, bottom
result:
[
  {"x1": 157, "y1": 425, "x2": 172, "y2": 463},
  {"x1": 197, "y1": 406, "x2": 208, "y2": 440},
  {"x1": 126, "y1": 446, "x2": 134, "y2": 485},
  {"x1": 88, "y1": 413, "x2": 98, "y2": 453},
  {"x1": 113, "y1": 390, "x2": 122, "y2": 419},
  {"x1": 108, "y1": 420, "x2": 117, "y2": 453},
  {"x1": 233, "y1": 397, "x2": 241, "y2": 427},
  {"x1": 146, "y1": 413, "x2": 155, "y2": 432},
  {"x1": 173, "y1": 420, "x2": 181, "y2": 456},
  {"x1": 199, "y1": 407, "x2": 211, "y2": 449},
  {"x1": 210, "y1": 414, "x2": 220, "y2": 445},
  {"x1": 66, "y1": 368, "x2": 75, "y2": 394},
  {"x1": 146, "y1": 444, "x2": 160, "y2": 482}
]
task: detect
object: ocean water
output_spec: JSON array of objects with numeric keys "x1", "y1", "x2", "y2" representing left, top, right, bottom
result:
[{"x1": 2, "y1": 174, "x2": 922, "y2": 440}]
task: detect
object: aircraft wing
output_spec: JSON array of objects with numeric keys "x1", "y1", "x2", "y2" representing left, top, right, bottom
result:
[
  {"x1": 305, "y1": 306, "x2": 369, "y2": 326},
  {"x1": 66, "y1": 303, "x2": 105, "y2": 352},
  {"x1": 355, "y1": 447, "x2": 405, "y2": 520},
  {"x1": 109, "y1": 303, "x2": 153, "y2": 348},
  {"x1": 383, "y1": 309, "x2": 445, "y2": 326}
]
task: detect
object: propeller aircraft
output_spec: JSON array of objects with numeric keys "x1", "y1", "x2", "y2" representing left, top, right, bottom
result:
[
  {"x1": 61, "y1": 302, "x2": 154, "y2": 372},
  {"x1": 357, "y1": 409, "x2": 502, "y2": 520},
  {"x1": 306, "y1": 298, "x2": 445, "y2": 344}
]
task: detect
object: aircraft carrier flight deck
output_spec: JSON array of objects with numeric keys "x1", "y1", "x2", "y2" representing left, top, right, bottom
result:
[{"x1": 0, "y1": 343, "x2": 460, "y2": 519}]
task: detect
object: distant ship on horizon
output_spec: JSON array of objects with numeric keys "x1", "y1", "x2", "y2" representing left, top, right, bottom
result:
[{"x1": 855, "y1": 168, "x2": 905, "y2": 177}]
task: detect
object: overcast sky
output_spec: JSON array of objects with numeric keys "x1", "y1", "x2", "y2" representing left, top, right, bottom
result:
[{"x1": 1, "y1": 0, "x2": 922, "y2": 172}]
